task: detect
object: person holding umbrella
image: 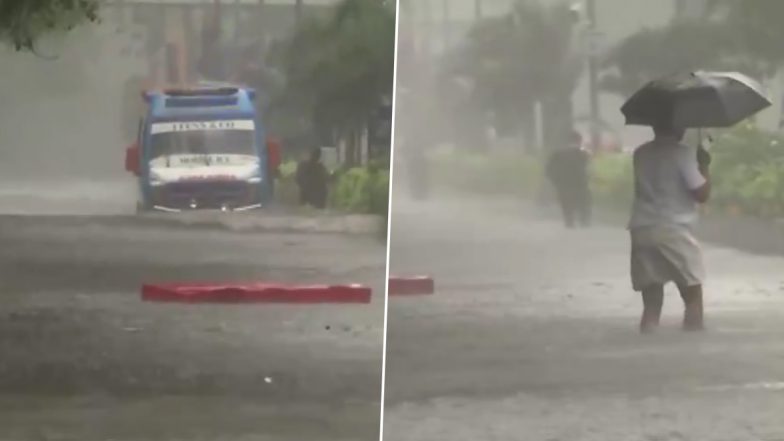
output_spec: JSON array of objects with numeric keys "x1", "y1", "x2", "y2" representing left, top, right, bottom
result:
[
  {"x1": 627, "y1": 123, "x2": 711, "y2": 333},
  {"x1": 621, "y1": 71, "x2": 771, "y2": 333}
]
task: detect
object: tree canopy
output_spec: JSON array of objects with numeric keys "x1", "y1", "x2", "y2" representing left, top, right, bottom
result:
[
  {"x1": 271, "y1": 0, "x2": 395, "y2": 138},
  {"x1": 710, "y1": 0, "x2": 784, "y2": 73},
  {"x1": 0, "y1": 0, "x2": 99, "y2": 51},
  {"x1": 452, "y1": 0, "x2": 581, "y2": 116},
  {"x1": 599, "y1": 21, "x2": 754, "y2": 97},
  {"x1": 602, "y1": 0, "x2": 784, "y2": 98},
  {"x1": 444, "y1": 0, "x2": 582, "y2": 148}
]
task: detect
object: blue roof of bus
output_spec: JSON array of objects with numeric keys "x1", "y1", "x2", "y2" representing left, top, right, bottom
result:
[{"x1": 145, "y1": 84, "x2": 257, "y2": 121}]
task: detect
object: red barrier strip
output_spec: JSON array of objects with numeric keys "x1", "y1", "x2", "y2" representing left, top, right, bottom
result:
[
  {"x1": 388, "y1": 276, "x2": 435, "y2": 296},
  {"x1": 142, "y1": 283, "x2": 371, "y2": 304}
]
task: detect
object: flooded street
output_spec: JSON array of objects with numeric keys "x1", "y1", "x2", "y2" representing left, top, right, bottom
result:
[
  {"x1": 0, "y1": 0, "x2": 395, "y2": 438},
  {"x1": 0, "y1": 211, "x2": 384, "y2": 440},
  {"x1": 385, "y1": 196, "x2": 784, "y2": 441}
]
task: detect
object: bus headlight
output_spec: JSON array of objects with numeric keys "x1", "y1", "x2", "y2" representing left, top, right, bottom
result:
[
  {"x1": 149, "y1": 170, "x2": 166, "y2": 187},
  {"x1": 245, "y1": 168, "x2": 262, "y2": 183}
]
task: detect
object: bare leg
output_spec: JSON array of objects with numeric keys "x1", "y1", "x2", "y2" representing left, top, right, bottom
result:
[
  {"x1": 640, "y1": 285, "x2": 664, "y2": 334},
  {"x1": 679, "y1": 284, "x2": 704, "y2": 331}
]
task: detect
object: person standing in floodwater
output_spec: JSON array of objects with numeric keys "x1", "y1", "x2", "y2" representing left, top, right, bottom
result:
[
  {"x1": 296, "y1": 148, "x2": 328, "y2": 209},
  {"x1": 545, "y1": 130, "x2": 592, "y2": 228},
  {"x1": 629, "y1": 124, "x2": 711, "y2": 333}
]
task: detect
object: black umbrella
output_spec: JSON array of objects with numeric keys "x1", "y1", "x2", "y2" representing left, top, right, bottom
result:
[{"x1": 621, "y1": 71, "x2": 772, "y2": 128}]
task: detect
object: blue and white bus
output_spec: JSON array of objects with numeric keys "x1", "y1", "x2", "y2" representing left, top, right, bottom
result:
[{"x1": 125, "y1": 83, "x2": 276, "y2": 212}]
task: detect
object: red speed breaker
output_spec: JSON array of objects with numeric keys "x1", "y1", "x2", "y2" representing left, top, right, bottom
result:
[
  {"x1": 388, "y1": 276, "x2": 435, "y2": 297},
  {"x1": 142, "y1": 282, "x2": 371, "y2": 304}
]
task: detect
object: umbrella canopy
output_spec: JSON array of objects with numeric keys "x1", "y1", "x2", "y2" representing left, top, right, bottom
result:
[{"x1": 621, "y1": 71, "x2": 772, "y2": 128}]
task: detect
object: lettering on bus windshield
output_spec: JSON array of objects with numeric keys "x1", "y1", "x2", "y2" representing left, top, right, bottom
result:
[
  {"x1": 150, "y1": 120, "x2": 255, "y2": 134},
  {"x1": 177, "y1": 156, "x2": 233, "y2": 165},
  {"x1": 171, "y1": 121, "x2": 235, "y2": 131}
]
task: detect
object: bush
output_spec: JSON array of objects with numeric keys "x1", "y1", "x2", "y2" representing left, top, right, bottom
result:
[
  {"x1": 279, "y1": 160, "x2": 298, "y2": 179},
  {"x1": 275, "y1": 160, "x2": 301, "y2": 206},
  {"x1": 421, "y1": 125, "x2": 784, "y2": 221},
  {"x1": 588, "y1": 124, "x2": 784, "y2": 219},
  {"x1": 590, "y1": 153, "x2": 634, "y2": 209},
  {"x1": 275, "y1": 159, "x2": 389, "y2": 219},
  {"x1": 427, "y1": 149, "x2": 543, "y2": 197},
  {"x1": 425, "y1": 148, "x2": 635, "y2": 211},
  {"x1": 330, "y1": 168, "x2": 370, "y2": 211},
  {"x1": 709, "y1": 124, "x2": 784, "y2": 218},
  {"x1": 330, "y1": 166, "x2": 390, "y2": 216},
  {"x1": 369, "y1": 170, "x2": 390, "y2": 218}
]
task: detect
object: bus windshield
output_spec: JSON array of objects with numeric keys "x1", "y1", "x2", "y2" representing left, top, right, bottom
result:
[{"x1": 148, "y1": 120, "x2": 256, "y2": 160}]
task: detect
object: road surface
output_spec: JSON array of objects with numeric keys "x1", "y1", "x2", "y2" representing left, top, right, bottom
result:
[
  {"x1": 385, "y1": 196, "x2": 784, "y2": 441},
  {"x1": 0, "y1": 212, "x2": 385, "y2": 440}
]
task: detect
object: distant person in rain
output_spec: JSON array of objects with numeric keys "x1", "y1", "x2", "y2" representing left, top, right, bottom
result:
[
  {"x1": 545, "y1": 130, "x2": 592, "y2": 228},
  {"x1": 629, "y1": 123, "x2": 711, "y2": 333},
  {"x1": 296, "y1": 147, "x2": 328, "y2": 209}
]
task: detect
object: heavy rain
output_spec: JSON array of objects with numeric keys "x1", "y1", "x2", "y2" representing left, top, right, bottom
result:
[
  {"x1": 385, "y1": 1, "x2": 784, "y2": 440},
  {"x1": 0, "y1": 0, "x2": 393, "y2": 439}
]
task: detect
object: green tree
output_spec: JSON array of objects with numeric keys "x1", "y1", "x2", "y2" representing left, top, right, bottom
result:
[
  {"x1": 602, "y1": 1, "x2": 782, "y2": 100},
  {"x1": 0, "y1": 22, "x2": 105, "y2": 101},
  {"x1": 0, "y1": 0, "x2": 99, "y2": 51},
  {"x1": 599, "y1": 21, "x2": 754, "y2": 98},
  {"x1": 269, "y1": 0, "x2": 395, "y2": 164},
  {"x1": 709, "y1": 0, "x2": 784, "y2": 74},
  {"x1": 450, "y1": 0, "x2": 582, "y2": 150}
]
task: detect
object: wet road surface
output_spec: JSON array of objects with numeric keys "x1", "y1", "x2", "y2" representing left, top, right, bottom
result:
[
  {"x1": 0, "y1": 212, "x2": 385, "y2": 440},
  {"x1": 384, "y1": 196, "x2": 784, "y2": 441}
]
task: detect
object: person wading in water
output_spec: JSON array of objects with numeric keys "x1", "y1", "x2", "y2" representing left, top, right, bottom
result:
[{"x1": 628, "y1": 124, "x2": 711, "y2": 333}]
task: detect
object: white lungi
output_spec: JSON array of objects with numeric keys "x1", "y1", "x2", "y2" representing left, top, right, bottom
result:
[{"x1": 630, "y1": 225, "x2": 705, "y2": 291}]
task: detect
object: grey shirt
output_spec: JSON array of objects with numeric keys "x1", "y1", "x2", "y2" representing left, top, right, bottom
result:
[{"x1": 628, "y1": 137, "x2": 706, "y2": 230}]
